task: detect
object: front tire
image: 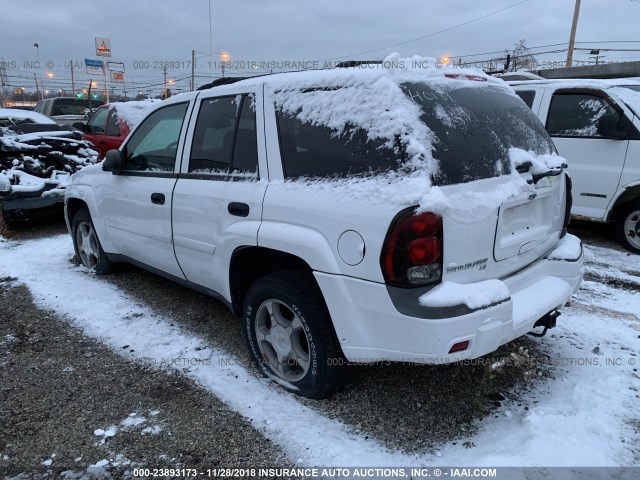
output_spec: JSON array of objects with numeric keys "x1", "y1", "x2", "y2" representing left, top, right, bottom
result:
[
  {"x1": 242, "y1": 270, "x2": 345, "y2": 399},
  {"x1": 72, "y1": 208, "x2": 113, "y2": 274},
  {"x1": 616, "y1": 200, "x2": 640, "y2": 254}
]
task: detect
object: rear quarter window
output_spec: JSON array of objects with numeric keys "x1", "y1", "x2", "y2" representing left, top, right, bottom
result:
[
  {"x1": 276, "y1": 112, "x2": 401, "y2": 179},
  {"x1": 515, "y1": 90, "x2": 536, "y2": 108}
]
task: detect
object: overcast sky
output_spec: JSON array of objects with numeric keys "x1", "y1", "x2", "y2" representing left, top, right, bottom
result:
[{"x1": 2, "y1": 0, "x2": 639, "y2": 95}]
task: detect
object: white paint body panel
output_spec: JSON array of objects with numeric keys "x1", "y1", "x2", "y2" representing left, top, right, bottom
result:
[{"x1": 65, "y1": 76, "x2": 584, "y2": 363}]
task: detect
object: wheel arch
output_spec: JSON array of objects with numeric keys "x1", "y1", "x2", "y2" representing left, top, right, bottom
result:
[
  {"x1": 607, "y1": 182, "x2": 640, "y2": 222},
  {"x1": 65, "y1": 186, "x2": 116, "y2": 253},
  {"x1": 229, "y1": 246, "x2": 316, "y2": 316}
]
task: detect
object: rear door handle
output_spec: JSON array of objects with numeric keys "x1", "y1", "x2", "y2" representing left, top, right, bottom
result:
[
  {"x1": 151, "y1": 193, "x2": 165, "y2": 205},
  {"x1": 228, "y1": 202, "x2": 249, "y2": 217}
]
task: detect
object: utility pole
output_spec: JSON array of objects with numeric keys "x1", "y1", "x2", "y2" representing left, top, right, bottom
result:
[
  {"x1": 33, "y1": 73, "x2": 40, "y2": 100},
  {"x1": 163, "y1": 65, "x2": 167, "y2": 98},
  {"x1": 191, "y1": 49, "x2": 196, "y2": 90},
  {"x1": 70, "y1": 59, "x2": 75, "y2": 94},
  {"x1": 209, "y1": 0, "x2": 215, "y2": 82},
  {"x1": 103, "y1": 63, "x2": 110, "y2": 103},
  {"x1": 566, "y1": 0, "x2": 582, "y2": 68},
  {"x1": 0, "y1": 60, "x2": 8, "y2": 107}
]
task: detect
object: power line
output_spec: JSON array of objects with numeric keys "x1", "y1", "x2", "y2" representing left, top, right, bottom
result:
[{"x1": 316, "y1": 0, "x2": 530, "y2": 62}]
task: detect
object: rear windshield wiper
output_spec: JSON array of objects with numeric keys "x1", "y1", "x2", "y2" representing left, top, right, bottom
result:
[
  {"x1": 516, "y1": 161, "x2": 567, "y2": 184},
  {"x1": 531, "y1": 166, "x2": 565, "y2": 184}
]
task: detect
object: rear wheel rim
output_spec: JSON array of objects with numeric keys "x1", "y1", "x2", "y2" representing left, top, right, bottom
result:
[
  {"x1": 75, "y1": 220, "x2": 100, "y2": 269},
  {"x1": 623, "y1": 209, "x2": 640, "y2": 250},
  {"x1": 254, "y1": 299, "x2": 311, "y2": 383}
]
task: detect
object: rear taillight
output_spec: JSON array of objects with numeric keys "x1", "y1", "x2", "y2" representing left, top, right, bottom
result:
[
  {"x1": 561, "y1": 173, "x2": 573, "y2": 238},
  {"x1": 381, "y1": 208, "x2": 443, "y2": 287}
]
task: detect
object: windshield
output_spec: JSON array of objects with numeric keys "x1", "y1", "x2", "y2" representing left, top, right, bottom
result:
[
  {"x1": 51, "y1": 99, "x2": 105, "y2": 116},
  {"x1": 401, "y1": 82, "x2": 556, "y2": 186}
]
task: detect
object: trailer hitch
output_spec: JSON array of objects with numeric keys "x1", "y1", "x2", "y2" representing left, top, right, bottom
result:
[{"x1": 528, "y1": 309, "x2": 561, "y2": 338}]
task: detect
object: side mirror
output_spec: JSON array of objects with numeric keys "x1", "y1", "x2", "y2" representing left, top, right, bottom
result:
[
  {"x1": 72, "y1": 122, "x2": 87, "y2": 132},
  {"x1": 103, "y1": 149, "x2": 124, "y2": 172},
  {"x1": 596, "y1": 114, "x2": 626, "y2": 140}
]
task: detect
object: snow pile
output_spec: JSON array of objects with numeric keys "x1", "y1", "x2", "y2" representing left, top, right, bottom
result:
[
  {"x1": 547, "y1": 234, "x2": 582, "y2": 261},
  {"x1": 0, "y1": 108, "x2": 56, "y2": 126},
  {"x1": 0, "y1": 128, "x2": 97, "y2": 198},
  {"x1": 609, "y1": 86, "x2": 640, "y2": 116},
  {"x1": 120, "y1": 412, "x2": 146, "y2": 429},
  {"x1": 418, "y1": 279, "x2": 510, "y2": 309},
  {"x1": 113, "y1": 99, "x2": 161, "y2": 129}
]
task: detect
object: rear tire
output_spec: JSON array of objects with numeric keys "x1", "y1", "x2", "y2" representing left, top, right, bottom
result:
[
  {"x1": 72, "y1": 208, "x2": 113, "y2": 274},
  {"x1": 242, "y1": 270, "x2": 345, "y2": 399},
  {"x1": 616, "y1": 199, "x2": 640, "y2": 254}
]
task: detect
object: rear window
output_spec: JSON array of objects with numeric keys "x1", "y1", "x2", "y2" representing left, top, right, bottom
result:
[
  {"x1": 402, "y1": 83, "x2": 555, "y2": 185},
  {"x1": 276, "y1": 82, "x2": 554, "y2": 185}
]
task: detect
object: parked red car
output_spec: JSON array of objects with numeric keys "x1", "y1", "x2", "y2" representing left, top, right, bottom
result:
[{"x1": 76, "y1": 104, "x2": 130, "y2": 160}]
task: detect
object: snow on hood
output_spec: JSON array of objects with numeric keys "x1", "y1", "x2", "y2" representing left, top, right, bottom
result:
[
  {"x1": 609, "y1": 86, "x2": 640, "y2": 117},
  {"x1": 113, "y1": 100, "x2": 162, "y2": 129}
]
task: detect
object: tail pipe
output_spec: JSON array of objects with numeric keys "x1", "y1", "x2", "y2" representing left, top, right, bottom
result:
[{"x1": 528, "y1": 309, "x2": 561, "y2": 338}]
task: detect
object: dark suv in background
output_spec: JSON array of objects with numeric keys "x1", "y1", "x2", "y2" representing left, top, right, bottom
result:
[{"x1": 34, "y1": 97, "x2": 105, "y2": 126}]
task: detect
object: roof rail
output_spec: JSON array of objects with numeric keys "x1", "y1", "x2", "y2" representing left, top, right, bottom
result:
[
  {"x1": 197, "y1": 77, "x2": 248, "y2": 90},
  {"x1": 335, "y1": 60, "x2": 383, "y2": 68}
]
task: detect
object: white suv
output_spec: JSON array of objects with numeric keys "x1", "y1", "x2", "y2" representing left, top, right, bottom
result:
[
  {"x1": 510, "y1": 79, "x2": 640, "y2": 253},
  {"x1": 65, "y1": 60, "x2": 583, "y2": 398}
]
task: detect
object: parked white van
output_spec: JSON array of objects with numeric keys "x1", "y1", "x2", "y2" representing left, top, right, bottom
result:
[{"x1": 510, "y1": 79, "x2": 640, "y2": 253}]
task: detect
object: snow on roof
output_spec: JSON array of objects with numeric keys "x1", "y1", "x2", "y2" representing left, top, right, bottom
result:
[
  {"x1": 266, "y1": 55, "x2": 511, "y2": 172},
  {"x1": 0, "y1": 108, "x2": 56, "y2": 124},
  {"x1": 112, "y1": 99, "x2": 162, "y2": 128},
  {"x1": 608, "y1": 86, "x2": 640, "y2": 116}
]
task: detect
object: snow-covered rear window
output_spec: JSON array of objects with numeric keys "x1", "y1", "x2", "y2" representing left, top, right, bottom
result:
[{"x1": 403, "y1": 83, "x2": 555, "y2": 185}]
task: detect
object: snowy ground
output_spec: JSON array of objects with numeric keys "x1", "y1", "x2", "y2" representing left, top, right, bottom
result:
[{"x1": 0, "y1": 223, "x2": 639, "y2": 477}]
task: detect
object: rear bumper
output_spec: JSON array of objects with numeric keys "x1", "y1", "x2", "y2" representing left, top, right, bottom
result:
[{"x1": 315, "y1": 240, "x2": 583, "y2": 363}]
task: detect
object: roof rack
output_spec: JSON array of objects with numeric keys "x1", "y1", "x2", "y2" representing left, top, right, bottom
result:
[
  {"x1": 197, "y1": 77, "x2": 248, "y2": 90},
  {"x1": 335, "y1": 60, "x2": 383, "y2": 68}
]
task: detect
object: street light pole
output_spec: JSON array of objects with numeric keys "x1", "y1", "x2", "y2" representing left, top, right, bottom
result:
[
  {"x1": 566, "y1": 0, "x2": 582, "y2": 68},
  {"x1": 209, "y1": 0, "x2": 215, "y2": 82}
]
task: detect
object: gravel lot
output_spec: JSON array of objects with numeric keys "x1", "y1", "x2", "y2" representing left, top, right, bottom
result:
[
  {"x1": 0, "y1": 256, "x2": 291, "y2": 478},
  {"x1": 1, "y1": 216, "x2": 637, "y2": 476}
]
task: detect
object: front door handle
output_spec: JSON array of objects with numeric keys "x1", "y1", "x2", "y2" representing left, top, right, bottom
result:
[
  {"x1": 228, "y1": 202, "x2": 249, "y2": 217},
  {"x1": 151, "y1": 193, "x2": 165, "y2": 205}
]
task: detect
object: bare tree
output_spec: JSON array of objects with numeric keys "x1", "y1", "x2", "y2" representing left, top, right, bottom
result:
[{"x1": 505, "y1": 39, "x2": 538, "y2": 71}]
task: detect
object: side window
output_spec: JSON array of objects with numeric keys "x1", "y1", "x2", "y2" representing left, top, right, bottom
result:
[
  {"x1": 515, "y1": 90, "x2": 535, "y2": 108},
  {"x1": 33, "y1": 101, "x2": 45, "y2": 113},
  {"x1": 232, "y1": 95, "x2": 258, "y2": 174},
  {"x1": 189, "y1": 94, "x2": 258, "y2": 177},
  {"x1": 276, "y1": 109, "x2": 399, "y2": 179},
  {"x1": 123, "y1": 102, "x2": 188, "y2": 172},
  {"x1": 86, "y1": 107, "x2": 109, "y2": 134},
  {"x1": 106, "y1": 109, "x2": 121, "y2": 136},
  {"x1": 546, "y1": 92, "x2": 621, "y2": 137}
]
